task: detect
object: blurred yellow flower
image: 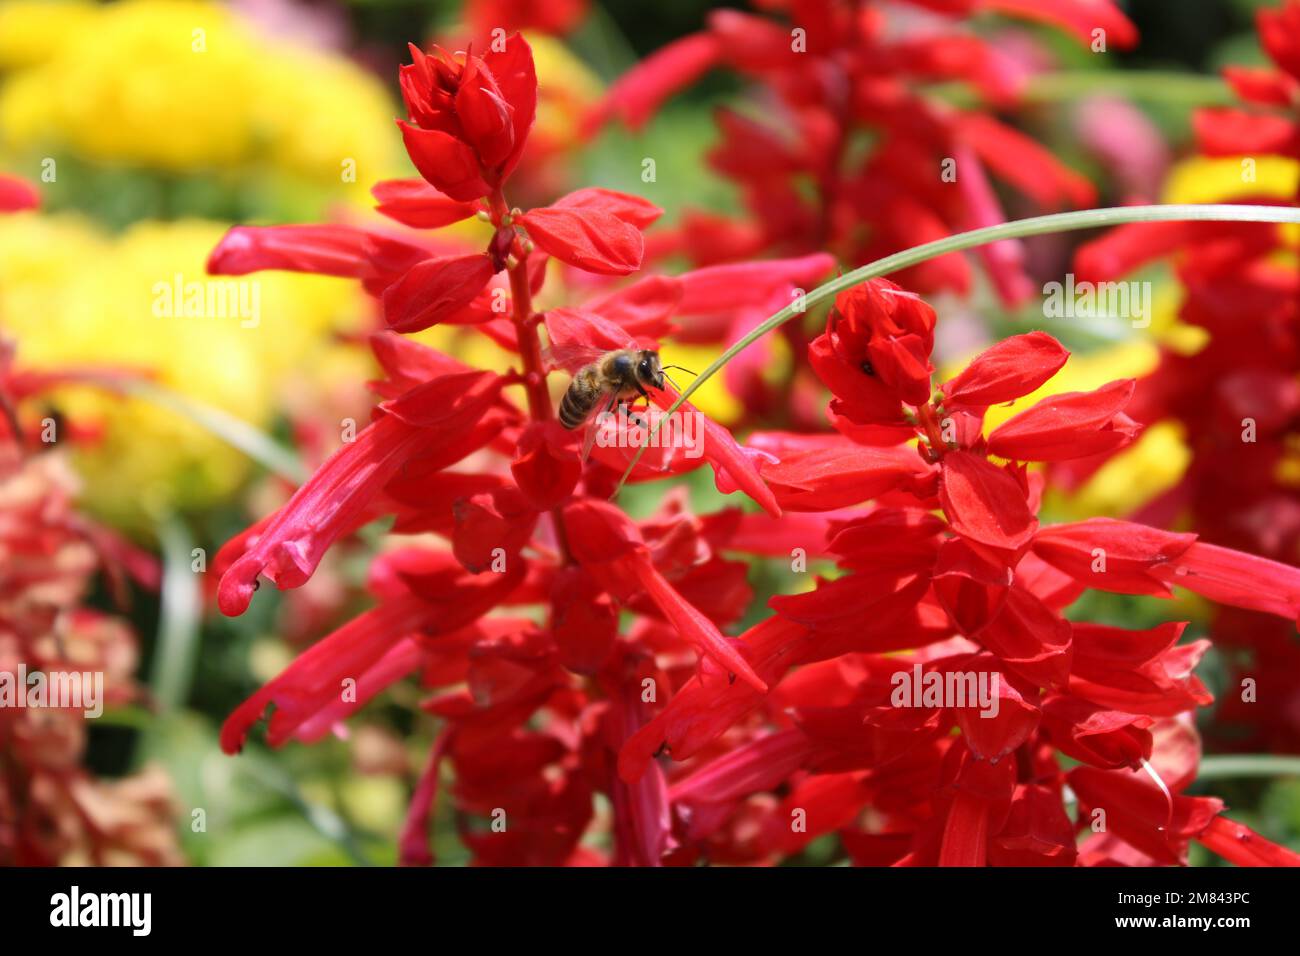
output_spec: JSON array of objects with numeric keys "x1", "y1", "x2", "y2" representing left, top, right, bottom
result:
[
  {"x1": 0, "y1": 211, "x2": 371, "y2": 527},
  {"x1": 0, "y1": 0, "x2": 399, "y2": 192}
]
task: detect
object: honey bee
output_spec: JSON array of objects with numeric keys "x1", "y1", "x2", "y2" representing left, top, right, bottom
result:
[{"x1": 559, "y1": 348, "x2": 666, "y2": 429}]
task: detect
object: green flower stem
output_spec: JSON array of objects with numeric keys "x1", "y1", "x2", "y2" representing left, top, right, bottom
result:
[{"x1": 617, "y1": 203, "x2": 1300, "y2": 492}]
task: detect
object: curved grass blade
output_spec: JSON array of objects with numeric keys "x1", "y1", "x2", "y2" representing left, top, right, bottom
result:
[{"x1": 123, "y1": 379, "x2": 306, "y2": 483}]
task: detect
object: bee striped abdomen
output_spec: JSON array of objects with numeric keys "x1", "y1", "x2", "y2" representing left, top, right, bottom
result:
[{"x1": 560, "y1": 366, "x2": 603, "y2": 429}]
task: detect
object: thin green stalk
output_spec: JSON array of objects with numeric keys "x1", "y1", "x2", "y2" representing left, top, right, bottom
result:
[
  {"x1": 617, "y1": 204, "x2": 1300, "y2": 493},
  {"x1": 123, "y1": 379, "x2": 306, "y2": 483},
  {"x1": 1198, "y1": 755, "x2": 1300, "y2": 781},
  {"x1": 150, "y1": 515, "x2": 202, "y2": 713}
]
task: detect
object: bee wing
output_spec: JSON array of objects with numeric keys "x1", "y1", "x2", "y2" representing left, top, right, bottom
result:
[
  {"x1": 541, "y1": 341, "x2": 607, "y2": 375},
  {"x1": 579, "y1": 391, "x2": 620, "y2": 465}
]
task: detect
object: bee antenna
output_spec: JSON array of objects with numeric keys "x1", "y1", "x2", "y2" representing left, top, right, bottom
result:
[
  {"x1": 662, "y1": 370, "x2": 682, "y2": 392},
  {"x1": 660, "y1": 364, "x2": 696, "y2": 376}
]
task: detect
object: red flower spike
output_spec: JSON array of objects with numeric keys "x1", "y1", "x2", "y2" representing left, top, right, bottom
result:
[
  {"x1": 941, "y1": 332, "x2": 1070, "y2": 409},
  {"x1": 987, "y1": 379, "x2": 1139, "y2": 462},
  {"x1": 381, "y1": 253, "x2": 497, "y2": 333},
  {"x1": 372, "y1": 178, "x2": 481, "y2": 228},
  {"x1": 518, "y1": 205, "x2": 645, "y2": 276}
]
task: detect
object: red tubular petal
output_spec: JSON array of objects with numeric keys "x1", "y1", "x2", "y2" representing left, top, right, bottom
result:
[
  {"x1": 372, "y1": 178, "x2": 481, "y2": 228},
  {"x1": 552, "y1": 187, "x2": 664, "y2": 229},
  {"x1": 1068, "y1": 765, "x2": 1223, "y2": 865},
  {"x1": 585, "y1": 276, "x2": 683, "y2": 339},
  {"x1": 588, "y1": 32, "x2": 722, "y2": 131},
  {"x1": 454, "y1": 62, "x2": 516, "y2": 169},
  {"x1": 217, "y1": 371, "x2": 501, "y2": 616},
  {"x1": 650, "y1": 385, "x2": 781, "y2": 516},
  {"x1": 940, "y1": 789, "x2": 992, "y2": 867},
  {"x1": 982, "y1": 0, "x2": 1137, "y2": 51},
  {"x1": 482, "y1": 32, "x2": 537, "y2": 178},
  {"x1": 511, "y1": 421, "x2": 581, "y2": 510},
  {"x1": 987, "y1": 379, "x2": 1138, "y2": 461},
  {"x1": 1222, "y1": 66, "x2": 1297, "y2": 106},
  {"x1": 219, "y1": 595, "x2": 435, "y2": 753},
  {"x1": 398, "y1": 121, "x2": 492, "y2": 201},
  {"x1": 975, "y1": 586, "x2": 1072, "y2": 686},
  {"x1": 760, "y1": 443, "x2": 931, "y2": 512},
  {"x1": 676, "y1": 253, "x2": 835, "y2": 316},
  {"x1": 669, "y1": 729, "x2": 813, "y2": 805},
  {"x1": 398, "y1": 734, "x2": 449, "y2": 867},
  {"x1": 957, "y1": 113, "x2": 1097, "y2": 210},
  {"x1": 1194, "y1": 108, "x2": 1300, "y2": 157},
  {"x1": 381, "y1": 253, "x2": 496, "y2": 333},
  {"x1": 1197, "y1": 815, "x2": 1300, "y2": 867},
  {"x1": 626, "y1": 550, "x2": 765, "y2": 692},
  {"x1": 294, "y1": 637, "x2": 424, "y2": 743},
  {"x1": 518, "y1": 206, "x2": 644, "y2": 275},
  {"x1": 618, "y1": 616, "x2": 811, "y2": 782},
  {"x1": 451, "y1": 488, "x2": 537, "y2": 573},
  {"x1": 939, "y1": 451, "x2": 1038, "y2": 554},
  {"x1": 942, "y1": 332, "x2": 1070, "y2": 408},
  {"x1": 1032, "y1": 518, "x2": 1198, "y2": 596},
  {"x1": 206, "y1": 224, "x2": 430, "y2": 286},
  {"x1": 1151, "y1": 541, "x2": 1300, "y2": 623},
  {"x1": 608, "y1": 678, "x2": 676, "y2": 866}
]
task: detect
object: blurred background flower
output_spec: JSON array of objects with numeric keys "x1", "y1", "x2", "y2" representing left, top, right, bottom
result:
[{"x1": 2, "y1": 0, "x2": 1299, "y2": 866}]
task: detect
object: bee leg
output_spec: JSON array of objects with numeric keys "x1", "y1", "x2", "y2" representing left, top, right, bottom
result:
[{"x1": 629, "y1": 384, "x2": 653, "y2": 427}]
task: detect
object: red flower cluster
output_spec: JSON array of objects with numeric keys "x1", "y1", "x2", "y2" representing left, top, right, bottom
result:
[
  {"x1": 591, "y1": 0, "x2": 1131, "y2": 299},
  {"x1": 585, "y1": 0, "x2": 1132, "y2": 427},
  {"x1": 610, "y1": 279, "x2": 1300, "y2": 865},
  {"x1": 206, "y1": 32, "x2": 1300, "y2": 866},
  {"x1": 1074, "y1": 0, "x2": 1300, "y2": 753}
]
